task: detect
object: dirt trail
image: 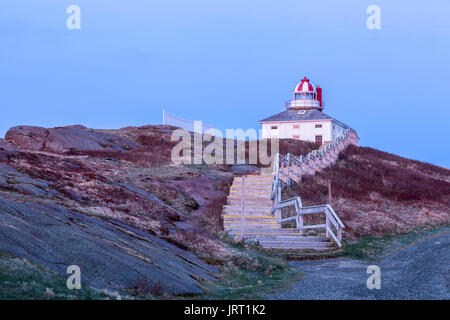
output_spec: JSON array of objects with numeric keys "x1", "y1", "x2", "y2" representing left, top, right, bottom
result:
[{"x1": 269, "y1": 228, "x2": 450, "y2": 299}]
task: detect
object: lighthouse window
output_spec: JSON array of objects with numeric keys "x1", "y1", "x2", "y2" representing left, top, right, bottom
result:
[
  {"x1": 315, "y1": 135, "x2": 323, "y2": 144},
  {"x1": 293, "y1": 135, "x2": 300, "y2": 140},
  {"x1": 271, "y1": 126, "x2": 278, "y2": 130},
  {"x1": 293, "y1": 124, "x2": 299, "y2": 129},
  {"x1": 315, "y1": 124, "x2": 322, "y2": 128}
]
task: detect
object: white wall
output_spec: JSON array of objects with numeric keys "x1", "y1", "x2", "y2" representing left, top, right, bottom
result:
[
  {"x1": 331, "y1": 121, "x2": 348, "y2": 141},
  {"x1": 261, "y1": 120, "x2": 334, "y2": 142}
]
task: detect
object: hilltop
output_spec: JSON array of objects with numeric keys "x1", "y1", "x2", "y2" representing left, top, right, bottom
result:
[{"x1": 0, "y1": 124, "x2": 449, "y2": 298}]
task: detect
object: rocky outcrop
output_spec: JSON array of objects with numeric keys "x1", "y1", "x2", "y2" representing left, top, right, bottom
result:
[
  {"x1": 0, "y1": 139, "x2": 226, "y2": 296},
  {"x1": 0, "y1": 139, "x2": 18, "y2": 161},
  {"x1": 0, "y1": 163, "x2": 50, "y2": 196},
  {"x1": 0, "y1": 191, "x2": 217, "y2": 295},
  {"x1": 45, "y1": 126, "x2": 139, "y2": 153},
  {"x1": 0, "y1": 124, "x2": 237, "y2": 297},
  {"x1": 4, "y1": 126, "x2": 49, "y2": 150},
  {"x1": 5, "y1": 125, "x2": 139, "y2": 152},
  {"x1": 0, "y1": 138, "x2": 15, "y2": 150}
]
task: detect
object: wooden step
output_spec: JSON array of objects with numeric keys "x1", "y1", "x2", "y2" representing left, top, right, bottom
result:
[
  {"x1": 226, "y1": 201, "x2": 272, "y2": 206},
  {"x1": 225, "y1": 203, "x2": 272, "y2": 208},
  {"x1": 233, "y1": 181, "x2": 273, "y2": 184},
  {"x1": 229, "y1": 190, "x2": 271, "y2": 195},
  {"x1": 258, "y1": 241, "x2": 333, "y2": 250},
  {"x1": 223, "y1": 211, "x2": 272, "y2": 216},
  {"x1": 222, "y1": 214, "x2": 275, "y2": 219},
  {"x1": 226, "y1": 228, "x2": 299, "y2": 234},
  {"x1": 225, "y1": 221, "x2": 277, "y2": 225},
  {"x1": 245, "y1": 235, "x2": 328, "y2": 241},
  {"x1": 227, "y1": 196, "x2": 271, "y2": 201},
  {"x1": 234, "y1": 186, "x2": 271, "y2": 189},
  {"x1": 223, "y1": 224, "x2": 281, "y2": 230},
  {"x1": 223, "y1": 206, "x2": 271, "y2": 211},
  {"x1": 230, "y1": 185, "x2": 271, "y2": 188},
  {"x1": 231, "y1": 183, "x2": 272, "y2": 187},
  {"x1": 223, "y1": 208, "x2": 272, "y2": 213},
  {"x1": 234, "y1": 176, "x2": 273, "y2": 180},
  {"x1": 227, "y1": 195, "x2": 271, "y2": 200}
]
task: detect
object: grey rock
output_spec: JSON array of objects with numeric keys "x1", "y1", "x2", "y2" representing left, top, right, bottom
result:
[
  {"x1": 44, "y1": 127, "x2": 139, "y2": 153},
  {"x1": 0, "y1": 139, "x2": 19, "y2": 160},
  {"x1": 120, "y1": 182, "x2": 185, "y2": 218},
  {"x1": 0, "y1": 162, "x2": 50, "y2": 197},
  {"x1": 11, "y1": 183, "x2": 47, "y2": 197},
  {"x1": 5, "y1": 126, "x2": 49, "y2": 150},
  {"x1": 0, "y1": 162, "x2": 21, "y2": 176},
  {"x1": 0, "y1": 193, "x2": 217, "y2": 295},
  {"x1": 4, "y1": 125, "x2": 140, "y2": 153},
  {"x1": 0, "y1": 138, "x2": 16, "y2": 150}
]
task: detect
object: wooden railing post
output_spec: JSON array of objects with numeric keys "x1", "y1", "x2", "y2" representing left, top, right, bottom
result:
[
  {"x1": 296, "y1": 214, "x2": 304, "y2": 236},
  {"x1": 275, "y1": 186, "x2": 281, "y2": 221},
  {"x1": 325, "y1": 214, "x2": 330, "y2": 238},
  {"x1": 240, "y1": 175, "x2": 246, "y2": 238}
]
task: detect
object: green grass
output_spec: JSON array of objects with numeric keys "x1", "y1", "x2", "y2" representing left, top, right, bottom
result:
[
  {"x1": 0, "y1": 251, "x2": 112, "y2": 300},
  {"x1": 339, "y1": 224, "x2": 450, "y2": 262},
  {"x1": 195, "y1": 237, "x2": 303, "y2": 300}
]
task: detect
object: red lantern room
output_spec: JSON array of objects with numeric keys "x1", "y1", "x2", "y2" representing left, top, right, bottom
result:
[{"x1": 286, "y1": 77, "x2": 323, "y2": 111}]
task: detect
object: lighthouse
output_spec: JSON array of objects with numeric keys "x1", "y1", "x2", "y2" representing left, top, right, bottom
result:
[{"x1": 259, "y1": 77, "x2": 351, "y2": 145}]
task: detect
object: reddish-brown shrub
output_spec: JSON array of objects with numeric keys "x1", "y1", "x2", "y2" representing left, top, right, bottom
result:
[{"x1": 298, "y1": 145, "x2": 450, "y2": 206}]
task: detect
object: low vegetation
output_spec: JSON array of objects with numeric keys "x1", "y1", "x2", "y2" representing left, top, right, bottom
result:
[
  {"x1": 0, "y1": 251, "x2": 111, "y2": 300},
  {"x1": 197, "y1": 239, "x2": 303, "y2": 300},
  {"x1": 1, "y1": 124, "x2": 448, "y2": 299},
  {"x1": 294, "y1": 145, "x2": 450, "y2": 238},
  {"x1": 340, "y1": 224, "x2": 450, "y2": 261}
]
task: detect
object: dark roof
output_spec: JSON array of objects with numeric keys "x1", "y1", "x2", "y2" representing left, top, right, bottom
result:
[
  {"x1": 259, "y1": 109, "x2": 352, "y2": 129},
  {"x1": 259, "y1": 109, "x2": 334, "y2": 122}
]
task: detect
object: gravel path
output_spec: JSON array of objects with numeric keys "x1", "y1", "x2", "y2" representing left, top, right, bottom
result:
[{"x1": 269, "y1": 229, "x2": 450, "y2": 299}]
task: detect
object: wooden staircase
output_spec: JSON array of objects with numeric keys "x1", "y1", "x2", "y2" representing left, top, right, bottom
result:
[
  {"x1": 223, "y1": 174, "x2": 333, "y2": 250},
  {"x1": 222, "y1": 130, "x2": 358, "y2": 250}
]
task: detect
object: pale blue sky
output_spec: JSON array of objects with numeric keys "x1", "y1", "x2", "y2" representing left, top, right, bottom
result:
[{"x1": 0, "y1": 1, "x2": 449, "y2": 167}]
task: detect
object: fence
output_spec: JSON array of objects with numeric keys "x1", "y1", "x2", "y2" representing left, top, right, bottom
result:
[
  {"x1": 278, "y1": 129, "x2": 359, "y2": 185},
  {"x1": 270, "y1": 129, "x2": 358, "y2": 247},
  {"x1": 162, "y1": 109, "x2": 214, "y2": 133}
]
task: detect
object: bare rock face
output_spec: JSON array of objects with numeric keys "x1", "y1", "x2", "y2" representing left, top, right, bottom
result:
[
  {"x1": 5, "y1": 125, "x2": 139, "y2": 153},
  {"x1": 0, "y1": 193, "x2": 217, "y2": 295},
  {"x1": 0, "y1": 138, "x2": 15, "y2": 149},
  {"x1": 44, "y1": 127, "x2": 139, "y2": 153},
  {"x1": 5, "y1": 126, "x2": 49, "y2": 150},
  {"x1": 0, "y1": 139, "x2": 18, "y2": 161}
]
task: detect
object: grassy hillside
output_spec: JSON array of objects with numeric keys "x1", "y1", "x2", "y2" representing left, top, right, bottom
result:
[
  {"x1": 291, "y1": 145, "x2": 450, "y2": 238},
  {"x1": 2, "y1": 124, "x2": 448, "y2": 299}
]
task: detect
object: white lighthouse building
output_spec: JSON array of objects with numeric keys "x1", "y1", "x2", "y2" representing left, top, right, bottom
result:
[{"x1": 260, "y1": 77, "x2": 351, "y2": 145}]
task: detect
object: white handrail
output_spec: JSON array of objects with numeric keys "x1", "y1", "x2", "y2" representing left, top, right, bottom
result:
[{"x1": 269, "y1": 129, "x2": 358, "y2": 247}]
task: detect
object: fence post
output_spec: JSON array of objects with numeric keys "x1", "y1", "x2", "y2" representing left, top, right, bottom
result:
[
  {"x1": 276, "y1": 186, "x2": 282, "y2": 221},
  {"x1": 328, "y1": 180, "x2": 332, "y2": 204},
  {"x1": 287, "y1": 155, "x2": 292, "y2": 187},
  {"x1": 240, "y1": 175, "x2": 246, "y2": 239},
  {"x1": 325, "y1": 214, "x2": 330, "y2": 238},
  {"x1": 296, "y1": 214, "x2": 304, "y2": 236}
]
